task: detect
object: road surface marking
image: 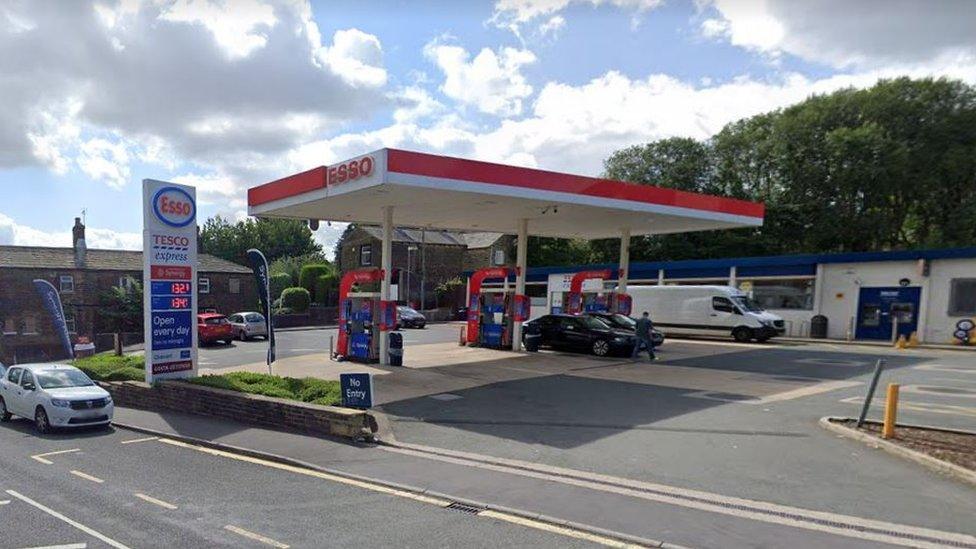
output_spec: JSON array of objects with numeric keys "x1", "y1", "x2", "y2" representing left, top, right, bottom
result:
[
  {"x1": 914, "y1": 364, "x2": 976, "y2": 374},
  {"x1": 223, "y1": 525, "x2": 289, "y2": 548},
  {"x1": 21, "y1": 544, "x2": 88, "y2": 549},
  {"x1": 756, "y1": 380, "x2": 862, "y2": 403},
  {"x1": 31, "y1": 449, "x2": 81, "y2": 465},
  {"x1": 839, "y1": 396, "x2": 976, "y2": 418},
  {"x1": 69, "y1": 471, "x2": 104, "y2": 484},
  {"x1": 0, "y1": 499, "x2": 9, "y2": 505},
  {"x1": 480, "y1": 510, "x2": 645, "y2": 548},
  {"x1": 5, "y1": 490, "x2": 131, "y2": 549},
  {"x1": 381, "y1": 444, "x2": 976, "y2": 549},
  {"x1": 134, "y1": 493, "x2": 177, "y2": 510},
  {"x1": 120, "y1": 436, "x2": 158, "y2": 445},
  {"x1": 159, "y1": 439, "x2": 640, "y2": 547}
]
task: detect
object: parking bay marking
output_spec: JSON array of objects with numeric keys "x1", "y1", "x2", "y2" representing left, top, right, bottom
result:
[
  {"x1": 839, "y1": 396, "x2": 976, "y2": 418},
  {"x1": 120, "y1": 436, "x2": 158, "y2": 445},
  {"x1": 31, "y1": 449, "x2": 81, "y2": 465},
  {"x1": 134, "y1": 493, "x2": 177, "y2": 510},
  {"x1": 20, "y1": 544, "x2": 87, "y2": 549},
  {"x1": 5, "y1": 490, "x2": 131, "y2": 549},
  {"x1": 223, "y1": 525, "x2": 289, "y2": 548},
  {"x1": 69, "y1": 471, "x2": 104, "y2": 484}
]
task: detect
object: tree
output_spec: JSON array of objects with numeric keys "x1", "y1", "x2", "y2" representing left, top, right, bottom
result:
[
  {"x1": 98, "y1": 281, "x2": 143, "y2": 354},
  {"x1": 200, "y1": 216, "x2": 322, "y2": 266}
]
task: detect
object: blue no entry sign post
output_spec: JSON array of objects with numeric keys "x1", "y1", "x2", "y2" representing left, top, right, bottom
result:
[{"x1": 340, "y1": 373, "x2": 373, "y2": 408}]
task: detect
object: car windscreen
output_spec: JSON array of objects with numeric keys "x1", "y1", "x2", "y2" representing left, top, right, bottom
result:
[
  {"x1": 36, "y1": 369, "x2": 95, "y2": 389},
  {"x1": 205, "y1": 317, "x2": 228, "y2": 325},
  {"x1": 732, "y1": 296, "x2": 764, "y2": 313},
  {"x1": 578, "y1": 316, "x2": 611, "y2": 330},
  {"x1": 245, "y1": 313, "x2": 264, "y2": 322},
  {"x1": 398, "y1": 307, "x2": 419, "y2": 315},
  {"x1": 610, "y1": 314, "x2": 636, "y2": 328}
]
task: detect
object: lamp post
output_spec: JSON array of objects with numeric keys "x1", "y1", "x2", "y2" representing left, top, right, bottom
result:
[{"x1": 407, "y1": 245, "x2": 418, "y2": 307}]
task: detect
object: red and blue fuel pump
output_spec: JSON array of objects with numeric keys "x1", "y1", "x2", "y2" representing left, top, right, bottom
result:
[
  {"x1": 564, "y1": 269, "x2": 632, "y2": 316},
  {"x1": 335, "y1": 268, "x2": 397, "y2": 363},
  {"x1": 466, "y1": 267, "x2": 530, "y2": 350}
]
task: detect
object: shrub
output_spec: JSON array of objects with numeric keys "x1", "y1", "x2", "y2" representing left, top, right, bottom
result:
[
  {"x1": 280, "y1": 287, "x2": 311, "y2": 313},
  {"x1": 299, "y1": 264, "x2": 333, "y2": 297},
  {"x1": 314, "y1": 273, "x2": 339, "y2": 305},
  {"x1": 188, "y1": 372, "x2": 341, "y2": 406},
  {"x1": 74, "y1": 354, "x2": 145, "y2": 382},
  {"x1": 270, "y1": 272, "x2": 292, "y2": 302}
]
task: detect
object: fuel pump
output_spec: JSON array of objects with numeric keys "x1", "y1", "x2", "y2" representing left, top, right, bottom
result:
[
  {"x1": 562, "y1": 269, "x2": 633, "y2": 316},
  {"x1": 466, "y1": 266, "x2": 527, "y2": 350},
  {"x1": 335, "y1": 268, "x2": 397, "y2": 363}
]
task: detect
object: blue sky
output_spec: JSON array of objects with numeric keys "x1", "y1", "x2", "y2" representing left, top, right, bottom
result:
[{"x1": 1, "y1": 0, "x2": 974, "y2": 255}]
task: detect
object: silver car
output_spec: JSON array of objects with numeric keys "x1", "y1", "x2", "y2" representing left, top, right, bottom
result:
[
  {"x1": 228, "y1": 312, "x2": 268, "y2": 341},
  {"x1": 0, "y1": 363, "x2": 114, "y2": 433}
]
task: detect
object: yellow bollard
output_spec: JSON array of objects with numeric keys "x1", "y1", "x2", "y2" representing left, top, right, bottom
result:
[
  {"x1": 882, "y1": 383, "x2": 899, "y2": 439},
  {"x1": 894, "y1": 335, "x2": 907, "y2": 349},
  {"x1": 907, "y1": 332, "x2": 919, "y2": 347}
]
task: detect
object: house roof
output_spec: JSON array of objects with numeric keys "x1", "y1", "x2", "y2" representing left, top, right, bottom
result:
[
  {"x1": 0, "y1": 246, "x2": 252, "y2": 273},
  {"x1": 358, "y1": 227, "x2": 503, "y2": 249}
]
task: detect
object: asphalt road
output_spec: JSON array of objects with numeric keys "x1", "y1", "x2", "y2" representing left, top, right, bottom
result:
[
  {"x1": 199, "y1": 323, "x2": 460, "y2": 369},
  {"x1": 0, "y1": 419, "x2": 600, "y2": 548}
]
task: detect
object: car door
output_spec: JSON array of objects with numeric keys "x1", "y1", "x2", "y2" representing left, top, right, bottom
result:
[
  {"x1": 2, "y1": 367, "x2": 23, "y2": 415},
  {"x1": 711, "y1": 296, "x2": 738, "y2": 330},
  {"x1": 18, "y1": 370, "x2": 40, "y2": 416},
  {"x1": 560, "y1": 318, "x2": 591, "y2": 351}
]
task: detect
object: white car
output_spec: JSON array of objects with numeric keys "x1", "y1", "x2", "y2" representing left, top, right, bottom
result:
[
  {"x1": 227, "y1": 312, "x2": 268, "y2": 341},
  {"x1": 0, "y1": 363, "x2": 114, "y2": 433}
]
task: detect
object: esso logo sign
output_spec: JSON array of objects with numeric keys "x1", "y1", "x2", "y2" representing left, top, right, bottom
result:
[
  {"x1": 152, "y1": 187, "x2": 196, "y2": 228},
  {"x1": 327, "y1": 156, "x2": 374, "y2": 186}
]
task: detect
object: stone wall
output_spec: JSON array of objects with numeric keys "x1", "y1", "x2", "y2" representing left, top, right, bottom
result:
[{"x1": 101, "y1": 379, "x2": 376, "y2": 439}]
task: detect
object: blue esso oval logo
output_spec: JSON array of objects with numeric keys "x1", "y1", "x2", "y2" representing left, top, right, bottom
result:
[{"x1": 152, "y1": 187, "x2": 196, "y2": 228}]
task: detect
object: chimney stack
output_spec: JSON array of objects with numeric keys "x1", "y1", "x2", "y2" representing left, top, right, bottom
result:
[{"x1": 72, "y1": 217, "x2": 87, "y2": 267}]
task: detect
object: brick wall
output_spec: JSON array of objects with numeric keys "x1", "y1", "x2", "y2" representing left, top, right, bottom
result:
[{"x1": 100, "y1": 379, "x2": 376, "y2": 439}]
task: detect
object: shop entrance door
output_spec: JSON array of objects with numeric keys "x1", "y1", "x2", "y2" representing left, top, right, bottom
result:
[{"x1": 855, "y1": 286, "x2": 921, "y2": 341}]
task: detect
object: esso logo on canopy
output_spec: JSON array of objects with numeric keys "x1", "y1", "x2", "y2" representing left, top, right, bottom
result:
[
  {"x1": 152, "y1": 187, "x2": 196, "y2": 228},
  {"x1": 327, "y1": 156, "x2": 374, "y2": 186}
]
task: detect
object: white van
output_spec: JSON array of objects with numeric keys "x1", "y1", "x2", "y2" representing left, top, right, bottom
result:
[{"x1": 627, "y1": 285, "x2": 785, "y2": 342}]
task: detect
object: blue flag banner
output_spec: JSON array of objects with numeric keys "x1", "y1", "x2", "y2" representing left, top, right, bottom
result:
[
  {"x1": 32, "y1": 279, "x2": 74, "y2": 360},
  {"x1": 246, "y1": 248, "x2": 276, "y2": 371}
]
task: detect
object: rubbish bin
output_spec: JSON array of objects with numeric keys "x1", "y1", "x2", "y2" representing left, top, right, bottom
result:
[
  {"x1": 523, "y1": 323, "x2": 541, "y2": 352},
  {"x1": 810, "y1": 315, "x2": 828, "y2": 339},
  {"x1": 73, "y1": 341, "x2": 96, "y2": 358},
  {"x1": 388, "y1": 331, "x2": 403, "y2": 366}
]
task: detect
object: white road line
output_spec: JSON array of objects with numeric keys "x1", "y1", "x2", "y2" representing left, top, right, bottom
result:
[
  {"x1": 134, "y1": 493, "x2": 177, "y2": 510},
  {"x1": 31, "y1": 449, "x2": 81, "y2": 465},
  {"x1": 5, "y1": 490, "x2": 131, "y2": 549},
  {"x1": 0, "y1": 499, "x2": 10, "y2": 505},
  {"x1": 69, "y1": 471, "x2": 104, "y2": 484},
  {"x1": 223, "y1": 525, "x2": 289, "y2": 548},
  {"x1": 24, "y1": 543, "x2": 88, "y2": 549},
  {"x1": 120, "y1": 436, "x2": 158, "y2": 445}
]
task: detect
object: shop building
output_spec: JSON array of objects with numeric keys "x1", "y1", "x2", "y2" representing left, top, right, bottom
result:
[{"x1": 522, "y1": 247, "x2": 976, "y2": 344}]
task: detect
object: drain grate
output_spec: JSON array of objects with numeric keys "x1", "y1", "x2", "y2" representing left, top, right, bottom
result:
[{"x1": 444, "y1": 501, "x2": 483, "y2": 515}]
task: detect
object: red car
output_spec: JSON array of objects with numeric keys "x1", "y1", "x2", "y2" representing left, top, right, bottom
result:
[{"x1": 198, "y1": 313, "x2": 233, "y2": 345}]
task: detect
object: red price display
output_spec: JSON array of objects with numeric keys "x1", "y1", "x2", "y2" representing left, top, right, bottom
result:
[
  {"x1": 171, "y1": 282, "x2": 191, "y2": 294},
  {"x1": 171, "y1": 298, "x2": 190, "y2": 309}
]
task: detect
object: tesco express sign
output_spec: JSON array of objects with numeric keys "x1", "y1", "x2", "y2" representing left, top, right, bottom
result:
[
  {"x1": 327, "y1": 156, "x2": 374, "y2": 186},
  {"x1": 152, "y1": 186, "x2": 197, "y2": 228}
]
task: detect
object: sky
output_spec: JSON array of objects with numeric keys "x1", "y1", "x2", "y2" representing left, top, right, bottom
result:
[{"x1": 1, "y1": 0, "x2": 975, "y2": 257}]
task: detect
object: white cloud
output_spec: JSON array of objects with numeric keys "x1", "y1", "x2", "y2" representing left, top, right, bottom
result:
[
  {"x1": 158, "y1": 0, "x2": 277, "y2": 59},
  {"x1": 318, "y1": 28, "x2": 388, "y2": 88},
  {"x1": 171, "y1": 171, "x2": 245, "y2": 209},
  {"x1": 0, "y1": 212, "x2": 141, "y2": 250},
  {"x1": 538, "y1": 15, "x2": 565, "y2": 37},
  {"x1": 700, "y1": 0, "x2": 976, "y2": 69},
  {"x1": 77, "y1": 138, "x2": 131, "y2": 189},
  {"x1": 424, "y1": 40, "x2": 537, "y2": 116},
  {"x1": 490, "y1": 0, "x2": 662, "y2": 38}
]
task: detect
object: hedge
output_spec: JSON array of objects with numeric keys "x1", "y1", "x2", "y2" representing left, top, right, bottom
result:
[
  {"x1": 299, "y1": 264, "x2": 332, "y2": 297},
  {"x1": 270, "y1": 272, "x2": 292, "y2": 301},
  {"x1": 280, "y1": 287, "x2": 311, "y2": 313},
  {"x1": 314, "y1": 273, "x2": 339, "y2": 305}
]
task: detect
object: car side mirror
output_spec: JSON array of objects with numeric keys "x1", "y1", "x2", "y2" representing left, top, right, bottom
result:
[{"x1": 23, "y1": 383, "x2": 35, "y2": 391}]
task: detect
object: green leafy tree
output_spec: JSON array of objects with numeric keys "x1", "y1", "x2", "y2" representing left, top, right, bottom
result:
[
  {"x1": 269, "y1": 272, "x2": 292, "y2": 302},
  {"x1": 314, "y1": 273, "x2": 340, "y2": 306},
  {"x1": 200, "y1": 216, "x2": 322, "y2": 266},
  {"x1": 98, "y1": 281, "x2": 144, "y2": 354}
]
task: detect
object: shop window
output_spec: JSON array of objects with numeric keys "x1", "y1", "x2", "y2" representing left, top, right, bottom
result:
[
  {"x1": 20, "y1": 316, "x2": 38, "y2": 335},
  {"x1": 59, "y1": 275, "x2": 74, "y2": 293},
  {"x1": 2, "y1": 317, "x2": 15, "y2": 336},
  {"x1": 740, "y1": 278, "x2": 815, "y2": 310},
  {"x1": 360, "y1": 244, "x2": 372, "y2": 266},
  {"x1": 65, "y1": 312, "x2": 76, "y2": 333},
  {"x1": 199, "y1": 277, "x2": 211, "y2": 294},
  {"x1": 948, "y1": 278, "x2": 976, "y2": 316},
  {"x1": 229, "y1": 278, "x2": 240, "y2": 294}
]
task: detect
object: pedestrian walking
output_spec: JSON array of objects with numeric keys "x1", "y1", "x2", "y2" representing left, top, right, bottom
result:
[{"x1": 632, "y1": 311, "x2": 657, "y2": 361}]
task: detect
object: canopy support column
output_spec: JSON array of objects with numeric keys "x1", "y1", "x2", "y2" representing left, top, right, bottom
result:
[
  {"x1": 618, "y1": 227, "x2": 631, "y2": 293},
  {"x1": 380, "y1": 205, "x2": 393, "y2": 365},
  {"x1": 512, "y1": 218, "x2": 528, "y2": 352}
]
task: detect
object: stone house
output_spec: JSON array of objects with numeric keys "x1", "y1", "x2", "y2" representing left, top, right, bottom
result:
[
  {"x1": 336, "y1": 226, "x2": 514, "y2": 309},
  {"x1": 0, "y1": 218, "x2": 255, "y2": 364}
]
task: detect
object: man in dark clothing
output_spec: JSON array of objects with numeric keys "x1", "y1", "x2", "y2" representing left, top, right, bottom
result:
[{"x1": 632, "y1": 311, "x2": 656, "y2": 361}]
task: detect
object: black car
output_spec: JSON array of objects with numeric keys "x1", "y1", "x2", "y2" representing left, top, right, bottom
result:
[
  {"x1": 523, "y1": 314, "x2": 637, "y2": 357},
  {"x1": 397, "y1": 306, "x2": 426, "y2": 329},
  {"x1": 585, "y1": 312, "x2": 665, "y2": 347}
]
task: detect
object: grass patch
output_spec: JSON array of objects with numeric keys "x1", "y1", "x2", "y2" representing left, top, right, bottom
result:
[
  {"x1": 187, "y1": 372, "x2": 341, "y2": 406},
  {"x1": 73, "y1": 353, "x2": 145, "y2": 382}
]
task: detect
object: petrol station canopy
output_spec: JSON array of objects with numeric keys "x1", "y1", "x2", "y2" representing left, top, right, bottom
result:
[{"x1": 248, "y1": 149, "x2": 764, "y2": 238}]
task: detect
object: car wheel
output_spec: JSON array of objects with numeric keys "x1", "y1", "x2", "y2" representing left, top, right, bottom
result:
[
  {"x1": 239, "y1": 330, "x2": 248, "y2": 341},
  {"x1": 732, "y1": 327, "x2": 753, "y2": 343},
  {"x1": 34, "y1": 407, "x2": 51, "y2": 434},
  {"x1": 0, "y1": 397, "x2": 11, "y2": 422},
  {"x1": 592, "y1": 339, "x2": 610, "y2": 356}
]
